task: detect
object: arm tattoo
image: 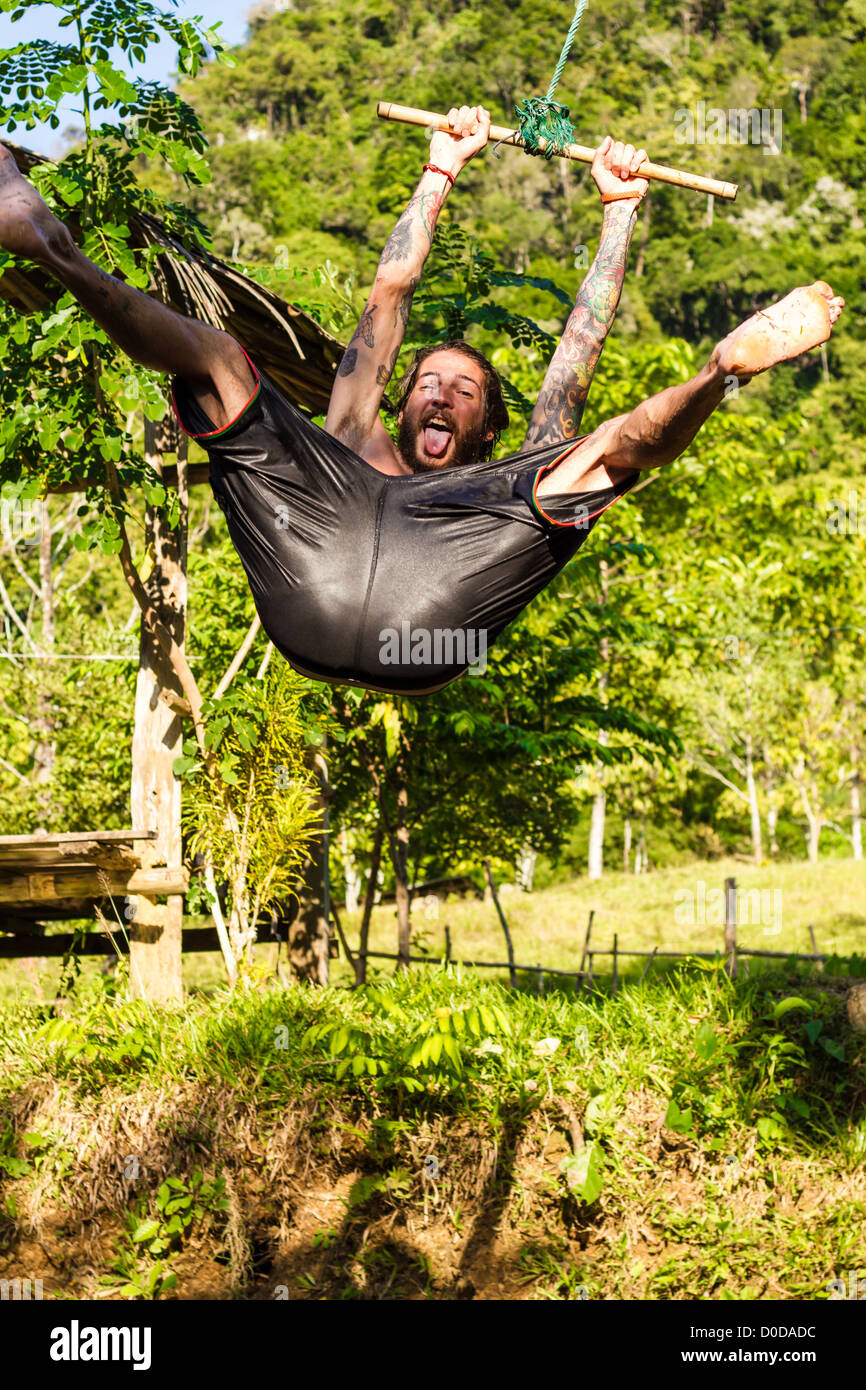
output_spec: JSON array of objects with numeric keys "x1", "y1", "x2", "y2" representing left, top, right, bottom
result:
[
  {"x1": 523, "y1": 202, "x2": 638, "y2": 451},
  {"x1": 379, "y1": 189, "x2": 444, "y2": 266},
  {"x1": 395, "y1": 277, "x2": 419, "y2": 328},
  {"x1": 337, "y1": 302, "x2": 376, "y2": 379},
  {"x1": 376, "y1": 346, "x2": 400, "y2": 386},
  {"x1": 351, "y1": 302, "x2": 377, "y2": 349}
]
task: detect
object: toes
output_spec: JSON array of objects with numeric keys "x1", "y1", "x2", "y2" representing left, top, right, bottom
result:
[{"x1": 812, "y1": 280, "x2": 833, "y2": 298}]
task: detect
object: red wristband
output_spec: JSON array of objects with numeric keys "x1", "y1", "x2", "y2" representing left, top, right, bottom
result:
[
  {"x1": 423, "y1": 162, "x2": 455, "y2": 187},
  {"x1": 600, "y1": 189, "x2": 644, "y2": 203}
]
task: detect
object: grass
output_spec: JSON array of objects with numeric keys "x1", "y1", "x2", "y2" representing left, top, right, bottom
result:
[
  {"x1": 0, "y1": 919, "x2": 864, "y2": 1299},
  {"x1": 0, "y1": 855, "x2": 862, "y2": 1002},
  {"x1": 351, "y1": 855, "x2": 866, "y2": 975}
]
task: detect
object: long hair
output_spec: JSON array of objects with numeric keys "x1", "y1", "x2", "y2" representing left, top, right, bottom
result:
[{"x1": 394, "y1": 339, "x2": 509, "y2": 462}]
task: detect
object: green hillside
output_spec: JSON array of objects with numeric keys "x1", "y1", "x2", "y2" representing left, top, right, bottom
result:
[{"x1": 173, "y1": 0, "x2": 866, "y2": 402}]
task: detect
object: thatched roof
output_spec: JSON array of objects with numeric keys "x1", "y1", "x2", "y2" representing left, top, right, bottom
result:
[{"x1": 0, "y1": 141, "x2": 342, "y2": 416}]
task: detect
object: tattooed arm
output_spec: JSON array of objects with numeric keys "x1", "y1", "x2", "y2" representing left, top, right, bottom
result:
[
  {"x1": 325, "y1": 105, "x2": 490, "y2": 459},
  {"x1": 520, "y1": 137, "x2": 648, "y2": 453}
]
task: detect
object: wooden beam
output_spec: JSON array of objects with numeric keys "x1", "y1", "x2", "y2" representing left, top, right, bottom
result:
[
  {"x1": 0, "y1": 926, "x2": 227, "y2": 958},
  {"x1": 0, "y1": 849, "x2": 144, "y2": 869},
  {"x1": 0, "y1": 865, "x2": 188, "y2": 904},
  {"x1": 0, "y1": 829, "x2": 156, "y2": 848}
]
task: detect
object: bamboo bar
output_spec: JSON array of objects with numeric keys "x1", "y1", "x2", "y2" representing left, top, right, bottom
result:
[{"x1": 377, "y1": 101, "x2": 738, "y2": 200}]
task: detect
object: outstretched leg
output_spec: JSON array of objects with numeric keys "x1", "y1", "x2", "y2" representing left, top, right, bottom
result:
[
  {"x1": 0, "y1": 145, "x2": 255, "y2": 428},
  {"x1": 539, "y1": 281, "x2": 845, "y2": 495}
]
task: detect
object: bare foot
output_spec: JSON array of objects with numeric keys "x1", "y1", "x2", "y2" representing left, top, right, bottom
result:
[
  {"x1": 716, "y1": 281, "x2": 845, "y2": 378},
  {"x1": 0, "y1": 143, "x2": 74, "y2": 264}
]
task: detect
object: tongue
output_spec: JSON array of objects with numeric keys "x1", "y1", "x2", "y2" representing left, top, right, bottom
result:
[{"x1": 424, "y1": 426, "x2": 452, "y2": 458}]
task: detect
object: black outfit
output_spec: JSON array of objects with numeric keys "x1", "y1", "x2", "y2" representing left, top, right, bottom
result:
[{"x1": 171, "y1": 347, "x2": 638, "y2": 696}]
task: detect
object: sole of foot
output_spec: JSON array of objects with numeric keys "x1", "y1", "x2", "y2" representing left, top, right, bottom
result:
[
  {"x1": 0, "y1": 143, "x2": 70, "y2": 263},
  {"x1": 717, "y1": 281, "x2": 845, "y2": 379}
]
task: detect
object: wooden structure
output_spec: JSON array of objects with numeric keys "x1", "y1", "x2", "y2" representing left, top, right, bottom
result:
[
  {"x1": 0, "y1": 143, "x2": 343, "y2": 999},
  {"x1": 0, "y1": 830, "x2": 183, "y2": 924}
]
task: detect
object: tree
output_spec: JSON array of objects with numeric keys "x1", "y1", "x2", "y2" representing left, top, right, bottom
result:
[
  {"x1": 678, "y1": 581, "x2": 790, "y2": 867},
  {"x1": 178, "y1": 665, "x2": 322, "y2": 984},
  {"x1": 329, "y1": 597, "x2": 677, "y2": 966},
  {"x1": 0, "y1": 0, "x2": 322, "y2": 993}
]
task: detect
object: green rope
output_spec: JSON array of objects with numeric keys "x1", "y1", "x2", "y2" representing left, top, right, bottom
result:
[
  {"x1": 514, "y1": 0, "x2": 588, "y2": 159},
  {"x1": 544, "y1": 0, "x2": 588, "y2": 104}
]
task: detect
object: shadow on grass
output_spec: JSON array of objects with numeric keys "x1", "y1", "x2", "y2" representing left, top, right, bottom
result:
[{"x1": 241, "y1": 1103, "x2": 535, "y2": 1300}]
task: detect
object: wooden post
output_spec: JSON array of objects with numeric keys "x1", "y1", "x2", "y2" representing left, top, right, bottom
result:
[
  {"x1": 394, "y1": 771, "x2": 410, "y2": 971},
  {"x1": 638, "y1": 945, "x2": 658, "y2": 983},
  {"x1": 578, "y1": 909, "x2": 595, "y2": 986},
  {"x1": 128, "y1": 422, "x2": 187, "y2": 1003},
  {"x1": 328, "y1": 901, "x2": 355, "y2": 972},
  {"x1": 484, "y1": 858, "x2": 516, "y2": 988},
  {"x1": 724, "y1": 876, "x2": 737, "y2": 979},
  {"x1": 612, "y1": 933, "x2": 619, "y2": 997},
  {"x1": 808, "y1": 924, "x2": 824, "y2": 973},
  {"x1": 287, "y1": 745, "x2": 330, "y2": 985},
  {"x1": 355, "y1": 823, "x2": 383, "y2": 988},
  {"x1": 444, "y1": 924, "x2": 452, "y2": 966}
]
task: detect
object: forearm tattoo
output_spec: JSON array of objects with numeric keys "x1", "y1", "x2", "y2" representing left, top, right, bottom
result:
[{"x1": 523, "y1": 202, "x2": 638, "y2": 449}]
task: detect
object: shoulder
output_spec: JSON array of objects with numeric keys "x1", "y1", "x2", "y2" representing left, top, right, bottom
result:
[
  {"x1": 360, "y1": 416, "x2": 410, "y2": 474},
  {"x1": 326, "y1": 413, "x2": 411, "y2": 476},
  {"x1": 534, "y1": 416, "x2": 632, "y2": 497}
]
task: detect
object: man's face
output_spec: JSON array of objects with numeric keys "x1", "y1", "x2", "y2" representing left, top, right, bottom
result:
[{"x1": 397, "y1": 350, "x2": 495, "y2": 472}]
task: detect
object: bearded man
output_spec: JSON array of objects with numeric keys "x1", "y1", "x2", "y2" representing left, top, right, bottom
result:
[{"x1": 0, "y1": 107, "x2": 843, "y2": 693}]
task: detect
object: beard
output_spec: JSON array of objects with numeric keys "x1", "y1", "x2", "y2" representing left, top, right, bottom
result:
[{"x1": 397, "y1": 406, "x2": 489, "y2": 473}]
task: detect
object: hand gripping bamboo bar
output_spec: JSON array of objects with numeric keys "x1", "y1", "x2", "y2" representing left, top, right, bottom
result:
[{"x1": 377, "y1": 101, "x2": 738, "y2": 201}]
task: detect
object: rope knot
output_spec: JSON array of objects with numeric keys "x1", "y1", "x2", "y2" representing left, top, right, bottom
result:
[
  {"x1": 510, "y1": 0, "x2": 587, "y2": 161},
  {"x1": 515, "y1": 97, "x2": 575, "y2": 159}
]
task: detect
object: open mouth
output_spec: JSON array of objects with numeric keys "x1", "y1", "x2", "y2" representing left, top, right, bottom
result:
[{"x1": 421, "y1": 418, "x2": 453, "y2": 459}]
